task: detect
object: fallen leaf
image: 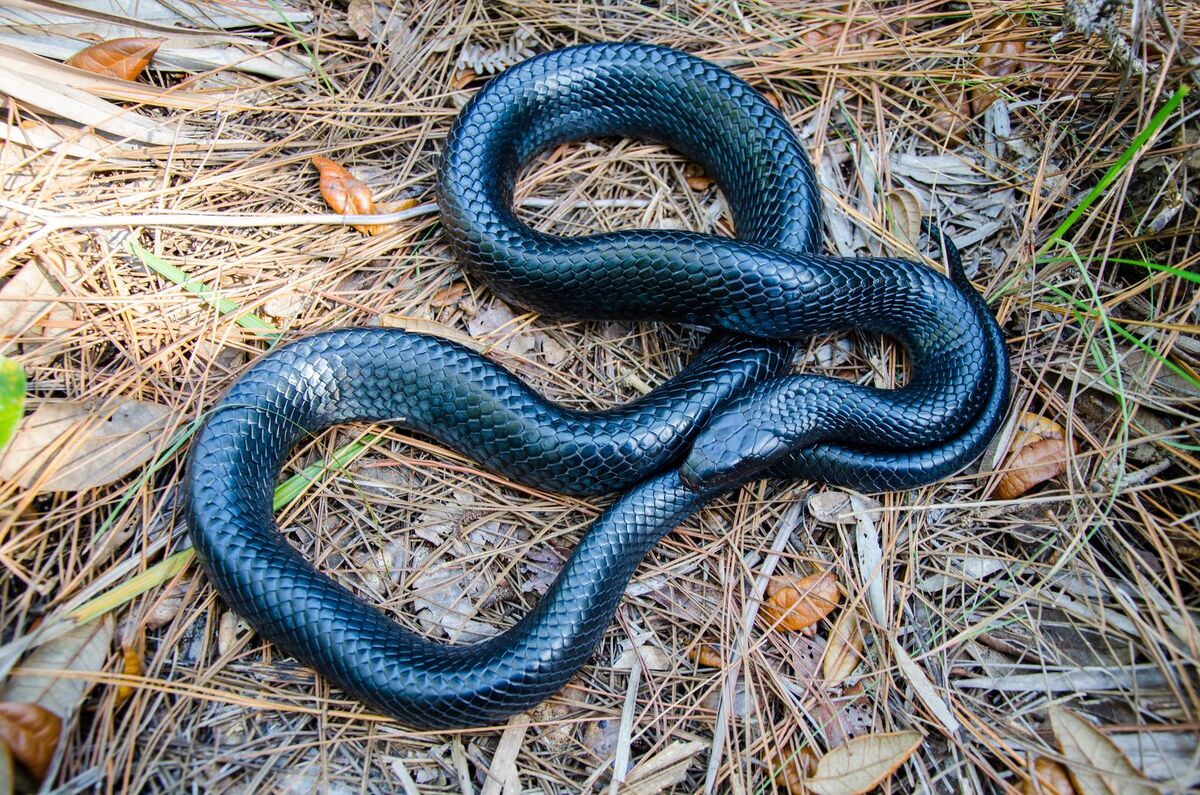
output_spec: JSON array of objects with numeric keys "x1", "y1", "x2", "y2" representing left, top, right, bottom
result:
[
  {"x1": 760, "y1": 571, "x2": 842, "y2": 633},
  {"x1": 346, "y1": 0, "x2": 376, "y2": 39},
  {"x1": 0, "y1": 255, "x2": 74, "y2": 342},
  {"x1": 823, "y1": 607, "x2": 865, "y2": 686},
  {"x1": 889, "y1": 639, "x2": 961, "y2": 736},
  {"x1": 311, "y1": 155, "x2": 386, "y2": 235},
  {"x1": 452, "y1": 69, "x2": 477, "y2": 90},
  {"x1": 0, "y1": 618, "x2": 111, "y2": 738},
  {"x1": 145, "y1": 581, "x2": 189, "y2": 629},
  {"x1": 885, "y1": 188, "x2": 922, "y2": 243},
  {"x1": 0, "y1": 356, "x2": 25, "y2": 453},
  {"x1": 972, "y1": 26, "x2": 1027, "y2": 115},
  {"x1": 66, "y1": 37, "x2": 163, "y2": 81},
  {"x1": 613, "y1": 643, "x2": 672, "y2": 672},
  {"x1": 379, "y1": 315, "x2": 485, "y2": 353},
  {"x1": 995, "y1": 413, "x2": 1074, "y2": 499},
  {"x1": 0, "y1": 399, "x2": 171, "y2": 492},
  {"x1": 1048, "y1": 707, "x2": 1155, "y2": 795},
  {"x1": 430, "y1": 281, "x2": 467, "y2": 308},
  {"x1": 1023, "y1": 757, "x2": 1076, "y2": 794},
  {"x1": 0, "y1": 742, "x2": 13, "y2": 793},
  {"x1": 688, "y1": 644, "x2": 723, "y2": 668},
  {"x1": 805, "y1": 731, "x2": 924, "y2": 795},
  {"x1": 0, "y1": 702, "x2": 61, "y2": 781},
  {"x1": 622, "y1": 740, "x2": 705, "y2": 794},
  {"x1": 581, "y1": 717, "x2": 618, "y2": 761},
  {"x1": 755, "y1": 85, "x2": 784, "y2": 111},
  {"x1": 808, "y1": 491, "x2": 880, "y2": 525},
  {"x1": 927, "y1": 85, "x2": 971, "y2": 142},
  {"x1": 771, "y1": 744, "x2": 819, "y2": 794}
]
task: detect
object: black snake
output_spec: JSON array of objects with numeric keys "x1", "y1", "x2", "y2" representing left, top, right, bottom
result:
[{"x1": 186, "y1": 42, "x2": 1009, "y2": 729}]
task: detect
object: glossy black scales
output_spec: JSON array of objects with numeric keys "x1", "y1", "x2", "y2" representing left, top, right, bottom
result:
[{"x1": 187, "y1": 43, "x2": 1010, "y2": 729}]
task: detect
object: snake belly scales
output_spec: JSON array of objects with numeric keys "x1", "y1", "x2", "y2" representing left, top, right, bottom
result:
[{"x1": 186, "y1": 42, "x2": 1010, "y2": 729}]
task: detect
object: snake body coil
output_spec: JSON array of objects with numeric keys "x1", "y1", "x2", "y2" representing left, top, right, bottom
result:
[{"x1": 187, "y1": 43, "x2": 1009, "y2": 728}]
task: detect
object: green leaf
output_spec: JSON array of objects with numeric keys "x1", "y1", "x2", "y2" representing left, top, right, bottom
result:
[{"x1": 0, "y1": 355, "x2": 26, "y2": 453}]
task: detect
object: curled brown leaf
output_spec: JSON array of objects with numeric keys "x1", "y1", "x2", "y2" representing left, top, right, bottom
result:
[
  {"x1": 687, "y1": 644, "x2": 724, "y2": 668},
  {"x1": 927, "y1": 86, "x2": 971, "y2": 141},
  {"x1": 311, "y1": 156, "x2": 387, "y2": 235},
  {"x1": 995, "y1": 413, "x2": 1074, "y2": 500},
  {"x1": 761, "y1": 571, "x2": 842, "y2": 633},
  {"x1": 972, "y1": 27, "x2": 1028, "y2": 115},
  {"x1": 1022, "y1": 757, "x2": 1076, "y2": 794},
  {"x1": 65, "y1": 37, "x2": 163, "y2": 81},
  {"x1": 771, "y1": 743, "x2": 819, "y2": 794},
  {"x1": 0, "y1": 702, "x2": 61, "y2": 781}
]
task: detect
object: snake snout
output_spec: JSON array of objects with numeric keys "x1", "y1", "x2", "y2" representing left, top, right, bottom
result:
[{"x1": 680, "y1": 413, "x2": 792, "y2": 490}]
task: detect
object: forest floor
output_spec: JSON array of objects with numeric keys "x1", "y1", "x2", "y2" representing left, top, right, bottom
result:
[{"x1": 0, "y1": 1, "x2": 1197, "y2": 793}]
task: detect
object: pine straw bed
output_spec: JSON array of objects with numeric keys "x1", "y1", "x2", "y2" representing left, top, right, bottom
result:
[{"x1": 0, "y1": 1, "x2": 1198, "y2": 792}]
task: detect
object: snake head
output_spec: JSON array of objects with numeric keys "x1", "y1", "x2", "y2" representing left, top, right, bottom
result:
[{"x1": 679, "y1": 410, "x2": 792, "y2": 491}]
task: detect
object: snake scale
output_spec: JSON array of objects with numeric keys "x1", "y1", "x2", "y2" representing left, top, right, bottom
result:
[{"x1": 186, "y1": 43, "x2": 1010, "y2": 728}]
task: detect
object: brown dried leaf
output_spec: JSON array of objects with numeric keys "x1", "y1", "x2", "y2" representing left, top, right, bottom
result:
[
  {"x1": 771, "y1": 744, "x2": 819, "y2": 794},
  {"x1": 1023, "y1": 757, "x2": 1077, "y2": 795},
  {"x1": 806, "y1": 731, "x2": 924, "y2": 795},
  {"x1": 972, "y1": 29, "x2": 1027, "y2": 115},
  {"x1": 65, "y1": 38, "x2": 163, "y2": 81},
  {"x1": 1048, "y1": 707, "x2": 1155, "y2": 795},
  {"x1": 0, "y1": 702, "x2": 61, "y2": 781},
  {"x1": 0, "y1": 619, "x2": 111, "y2": 718},
  {"x1": 823, "y1": 606, "x2": 865, "y2": 686},
  {"x1": 311, "y1": 155, "x2": 384, "y2": 235},
  {"x1": 0, "y1": 400, "x2": 171, "y2": 492},
  {"x1": 430, "y1": 281, "x2": 467, "y2": 308},
  {"x1": 755, "y1": 85, "x2": 783, "y2": 111},
  {"x1": 761, "y1": 571, "x2": 841, "y2": 633},
  {"x1": 995, "y1": 413, "x2": 1073, "y2": 499},
  {"x1": 346, "y1": 0, "x2": 375, "y2": 39},
  {"x1": 688, "y1": 644, "x2": 723, "y2": 668},
  {"x1": 452, "y1": 69, "x2": 477, "y2": 90},
  {"x1": 927, "y1": 86, "x2": 971, "y2": 142},
  {"x1": 885, "y1": 188, "x2": 922, "y2": 243},
  {"x1": 686, "y1": 173, "x2": 714, "y2": 191}
]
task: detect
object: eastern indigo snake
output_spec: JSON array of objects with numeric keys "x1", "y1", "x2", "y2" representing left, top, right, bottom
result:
[{"x1": 186, "y1": 43, "x2": 1010, "y2": 728}]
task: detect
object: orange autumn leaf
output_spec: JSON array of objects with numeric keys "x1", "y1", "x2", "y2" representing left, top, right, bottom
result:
[
  {"x1": 761, "y1": 571, "x2": 842, "y2": 633},
  {"x1": 995, "y1": 413, "x2": 1074, "y2": 500},
  {"x1": 66, "y1": 37, "x2": 163, "y2": 81},
  {"x1": 687, "y1": 644, "x2": 724, "y2": 668},
  {"x1": 0, "y1": 701, "x2": 61, "y2": 781},
  {"x1": 312, "y1": 155, "x2": 386, "y2": 235}
]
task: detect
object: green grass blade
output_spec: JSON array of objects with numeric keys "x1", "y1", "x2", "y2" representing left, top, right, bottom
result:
[
  {"x1": 0, "y1": 354, "x2": 25, "y2": 453},
  {"x1": 129, "y1": 240, "x2": 280, "y2": 336},
  {"x1": 1039, "y1": 84, "x2": 1189, "y2": 254},
  {"x1": 70, "y1": 432, "x2": 381, "y2": 623}
]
